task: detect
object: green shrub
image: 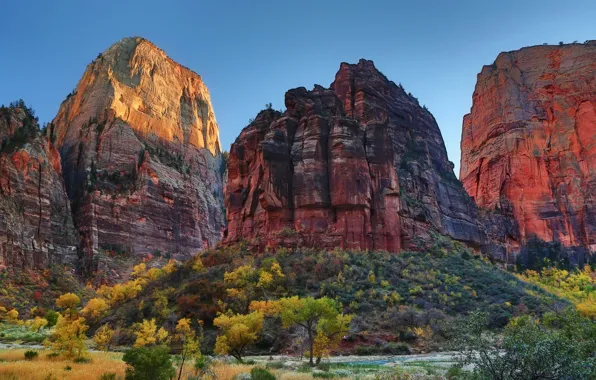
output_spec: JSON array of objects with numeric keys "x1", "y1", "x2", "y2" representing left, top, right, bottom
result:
[
  {"x1": 24, "y1": 350, "x2": 38, "y2": 360},
  {"x1": 312, "y1": 372, "x2": 336, "y2": 378},
  {"x1": 453, "y1": 311, "x2": 596, "y2": 379},
  {"x1": 250, "y1": 367, "x2": 276, "y2": 380},
  {"x1": 98, "y1": 373, "x2": 117, "y2": 380},
  {"x1": 123, "y1": 346, "x2": 175, "y2": 380},
  {"x1": 64, "y1": 365, "x2": 72, "y2": 371},
  {"x1": 74, "y1": 356, "x2": 91, "y2": 363},
  {"x1": 265, "y1": 361, "x2": 285, "y2": 369},
  {"x1": 446, "y1": 365, "x2": 464, "y2": 379},
  {"x1": 45, "y1": 310, "x2": 59, "y2": 327}
]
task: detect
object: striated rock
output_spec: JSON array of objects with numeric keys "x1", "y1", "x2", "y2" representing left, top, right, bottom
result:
[
  {"x1": 0, "y1": 104, "x2": 78, "y2": 269},
  {"x1": 461, "y1": 41, "x2": 596, "y2": 263},
  {"x1": 225, "y1": 59, "x2": 488, "y2": 252},
  {"x1": 52, "y1": 37, "x2": 225, "y2": 269}
]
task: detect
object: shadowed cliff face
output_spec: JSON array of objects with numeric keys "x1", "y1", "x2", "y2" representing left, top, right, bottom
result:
[
  {"x1": 0, "y1": 106, "x2": 78, "y2": 269},
  {"x1": 225, "y1": 59, "x2": 490, "y2": 252},
  {"x1": 461, "y1": 42, "x2": 596, "y2": 264},
  {"x1": 52, "y1": 37, "x2": 225, "y2": 269}
]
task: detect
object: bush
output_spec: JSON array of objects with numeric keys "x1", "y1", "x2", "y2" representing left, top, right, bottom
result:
[
  {"x1": 74, "y1": 356, "x2": 91, "y2": 363},
  {"x1": 45, "y1": 310, "x2": 59, "y2": 327},
  {"x1": 312, "y1": 372, "x2": 336, "y2": 378},
  {"x1": 250, "y1": 367, "x2": 276, "y2": 380},
  {"x1": 99, "y1": 374, "x2": 117, "y2": 380},
  {"x1": 453, "y1": 311, "x2": 596, "y2": 379},
  {"x1": 123, "y1": 346, "x2": 175, "y2": 380},
  {"x1": 24, "y1": 350, "x2": 38, "y2": 360}
]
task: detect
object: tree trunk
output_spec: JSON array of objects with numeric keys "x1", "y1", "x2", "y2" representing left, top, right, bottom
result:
[{"x1": 308, "y1": 328, "x2": 314, "y2": 366}]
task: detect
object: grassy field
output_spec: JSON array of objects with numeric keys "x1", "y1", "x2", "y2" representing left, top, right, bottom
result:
[{"x1": 0, "y1": 348, "x2": 456, "y2": 379}]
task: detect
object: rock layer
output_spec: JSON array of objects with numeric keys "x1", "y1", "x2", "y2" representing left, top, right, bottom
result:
[
  {"x1": 52, "y1": 37, "x2": 225, "y2": 269},
  {"x1": 225, "y1": 59, "x2": 487, "y2": 252},
  {"x1": 461, "y1": 42, "x2": 596, "y2": 262},
  {"x1": 0, "y1": 105, "x2": 77, "y2": 269}
]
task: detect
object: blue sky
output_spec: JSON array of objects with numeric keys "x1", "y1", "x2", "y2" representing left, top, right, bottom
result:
[{"x1": 1, "y1": 0, "x2": 595, "y2": 176}]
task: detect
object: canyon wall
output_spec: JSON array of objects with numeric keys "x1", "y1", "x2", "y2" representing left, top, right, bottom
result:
[
  {"x1": 461, "y1": 41, "x2": 596, "y2": 263},
  {"x1": 52, "y1": 37, "x2": 225, "y2": 269},
  {"x1": 0, "y1": 104, "x2": 77, "y2": 269},
  {"x1": 225, "y1": 59, "x2": 493, "y2": 252}
]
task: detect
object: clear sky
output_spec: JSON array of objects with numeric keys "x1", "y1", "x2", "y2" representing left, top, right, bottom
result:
[{"x1": 1, "y1": 0, "x2": 595, "y2": 176}]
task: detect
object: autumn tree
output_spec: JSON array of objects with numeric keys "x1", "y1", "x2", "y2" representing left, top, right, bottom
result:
[
  {"x1": 28, "y1": 316, "x2": 48, "y2": 332},
  {"x1": 134, "y1": 319, "x2": 169, "y2": 347},
  {"x1": 56, "y1": 293, "x2": 81, "y2": 317},
  {"x1": 81, "y1": 298, "x2": 109, "y2": 320},
  {"x1": 224, "y1": 259, "x2": 285, "y2": 312},
  {"x1": 278, "y1": 296, "x2": 351, "y2": 366},
  {"x1": 213, "y1": 311, "x2": 264, "y2": 361},
  {"x1": 5, "y1": 309, "x2": 19, "y2": 324},
  {"x1": 47, "y1": 315, "x2": 89, "y2": 359},
  {"x1": 174, "y1": 318, "x2": 203, "y2": 380},
  {"x1": 93, "y1": 324, "x2": 115, "y2": 351}
]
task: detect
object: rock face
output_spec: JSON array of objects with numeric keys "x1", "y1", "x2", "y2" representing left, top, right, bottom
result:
[
  {"x1": 52, "y1": 37, "x2": 225, "y2": 269},
  {"x1": 461, "y1": 42, "x2": 596, "y2": 262},
  {"x1": 0, "y1": 104, "x2": 78, "y2": 269},
  {"x1": 225, "y1": 59, "x2": 488, "y2": 252}
]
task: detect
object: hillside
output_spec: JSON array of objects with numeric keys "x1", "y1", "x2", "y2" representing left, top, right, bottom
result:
[{"x1": 95, "y1": 235, "x2": 565, "y2": 354}]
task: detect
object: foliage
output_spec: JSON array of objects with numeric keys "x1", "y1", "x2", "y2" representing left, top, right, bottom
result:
[
  {"x1": 452, "y1": 310, "x2": 596, "y2": 379},
  {"x1": 133, "y1": 319, "x2": 169, "y2": 347},
  {"x1": 45, "y1": 310, "x2": 59, "y2": 327},
  {"x1": 518, "y1": 265, "x2": 596, "y2": 318},
  {"x1": 46, "y1": 315, "x2": 88, "y2": 359},
  {"x1": 213, "y1": 311, "x2": 264, "y2": 361},
  {"x1": 122, "y1": 345, "x2": 176, "y2": 380},
  {"x1": 250, "y1": 367, "x2": 276, "y2": 380},
  {"x1": 0, "y1": 99, "x2": 39, "y2": 153},
  {"x1": 81, "y1": 298, "x2": 109, "y2": 319},
  {"x1": 55, "y1": 293, "x2": 81, "y2": 317},
  {"x1": 277, "y1": 296, "x2": 351, "y2": 365},
  {"x1": 24, "y1": 350, "x2": 38, "y2": 360},
  {"x1": 93, "y1": 324, "x2": 114, "y2": 351}
]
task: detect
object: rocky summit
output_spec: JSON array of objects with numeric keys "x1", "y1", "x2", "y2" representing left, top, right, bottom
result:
[
  {"x1": 0, "y1": 104, "x2": 78, "y2": 269},
  {"x1": 461, "y1": 42, "x2": 596, "y2": 263},
  {"x1": 51, "y1": 37, "x2": 225, "y2": 269},
  {"x1": 225, "y1": 59, "x2": 492, "y2": 252}
]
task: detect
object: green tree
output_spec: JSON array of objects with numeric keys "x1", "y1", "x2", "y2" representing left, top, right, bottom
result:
[
  {"x1": 123, "y1": 346, "x2": 176, "y2": 380},
  {"x1": 278, "y1": 296, "x2": 350, "y2": 366},
  {"x1": 452, "y1": 311, "x2": 596, "y2": 379}
]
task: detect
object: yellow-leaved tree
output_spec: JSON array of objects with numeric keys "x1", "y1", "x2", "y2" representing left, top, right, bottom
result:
[
  {"x1": 174, "y1": 318, "x2": 203, "y2": 380},
  {"x1": 134, "y1": 319, "x2": 169, "y2": 347},
  {"x1": 28, "y1": 316, "x2": 48, "y2": 332},
  {"x1": 56, "y1": 293, "x2": 81, "y2": 317},
  {"x1": 93, "y1": 324, "x2": 114, "y2": 351},
  {"x1": 81, "y1": 298, "x2": 109, "y2": 319},
  {"x1": 47, "y1": 315, "x2": 88, "y2": 359},
  {"x1": 213, "y1": 311, "x2": 264, "y2": 362},
  {"x1": 5, "y1": 309, "x2": 18, "y2": 324}
]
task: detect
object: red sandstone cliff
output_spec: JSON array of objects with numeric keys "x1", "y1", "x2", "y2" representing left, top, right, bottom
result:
[
  {"x1": 0, "y1": 103, "x2": 78, "y2": 269},
  {"x1": 52, "y1": 37, "x2": 225, "y2": 269},
  {"x1": 461, "y1": 41, "x2": 596, "y2": 261},
  {"x1": 225, "y1": 59, "x2": 489, "y2": 252}
]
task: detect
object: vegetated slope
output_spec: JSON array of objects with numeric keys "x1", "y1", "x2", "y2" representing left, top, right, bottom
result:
[{"x1": 96, "y1": 235, "x2": 565, "y2": 353}]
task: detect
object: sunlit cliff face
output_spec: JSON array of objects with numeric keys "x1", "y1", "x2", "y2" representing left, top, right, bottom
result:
[{"x1": 53, "y1": 37, "x2": 220, "y2": 155}]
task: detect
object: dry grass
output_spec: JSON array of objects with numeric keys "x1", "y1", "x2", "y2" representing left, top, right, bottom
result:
[
  {"x1": 0, "y1": 349, "x2": 126, "y2": 380},
  {"x1": 211, "y1": 363, "x2": 254, "y2": 379},
  {"x1": 0, "y1": 349, "x2": 351, "y2": 380}
]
